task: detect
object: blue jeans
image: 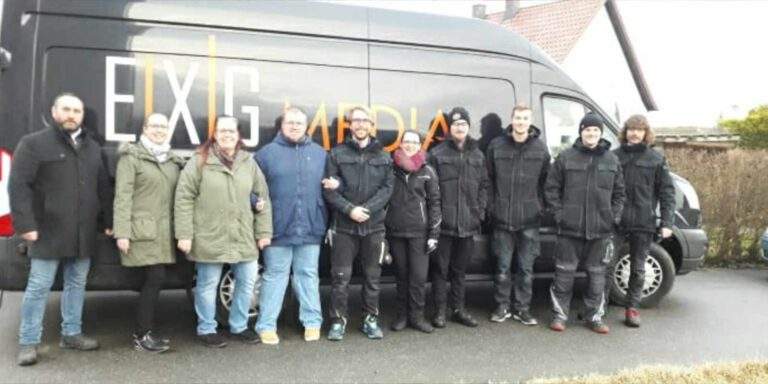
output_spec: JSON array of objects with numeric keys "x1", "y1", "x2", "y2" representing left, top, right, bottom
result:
[
  {"x1": 194, "y1": 260, "x2": 259, "y2": 335},
  {"x1": 19, "y1": 257, "x2": 91, "y2": 346},
  {"x1": 256, "y1": 245, "x2": 322, "y2": 332}
]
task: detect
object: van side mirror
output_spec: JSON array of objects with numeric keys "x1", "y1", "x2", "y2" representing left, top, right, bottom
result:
[{"x1": 0, "y1": 47, "x2": 11, "y2": 71}]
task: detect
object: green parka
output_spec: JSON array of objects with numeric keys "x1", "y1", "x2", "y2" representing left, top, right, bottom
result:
[
  {"x1": 174, "y1": 150, "x2": 272, "y2": 263},
  {"x1": 113, "y1": 142, "x2": 185, "y2": 267}
]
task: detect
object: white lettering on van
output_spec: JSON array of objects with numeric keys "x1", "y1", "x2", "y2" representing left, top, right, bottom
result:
[
  {"x1": 105, "y1": 56, "x2": 137, "y2": 142},
  {"x1": 164, "y1": 60, "x2": 201, "y2": 145},
  {"x1": 224, "y1": 66, "x2": 260, "y2": 146}
]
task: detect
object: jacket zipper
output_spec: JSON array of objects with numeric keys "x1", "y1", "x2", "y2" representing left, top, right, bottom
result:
[{"x1": 419, "y1": 201, "x2": 426, "y2": 224}]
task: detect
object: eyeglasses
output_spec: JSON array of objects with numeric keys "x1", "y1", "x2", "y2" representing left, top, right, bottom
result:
[
  {"x1": 402, "y1": 140, "x2": 420, "y2": 145},
  {"x1": 283, "y1": 120, "x2": 306, "y2": 127},
  {"x1": 216, "y1": 128, "x2": 238, "y2": 135},
  {"x1": 451, "y1": 121, "x2": 469, "y2": 128},
  {"x1": 350, "y1": 118, "x2": 372, "y2": 125},
  {"x1": 146, "y1": 124, "x2": 168, "y2": 129}
]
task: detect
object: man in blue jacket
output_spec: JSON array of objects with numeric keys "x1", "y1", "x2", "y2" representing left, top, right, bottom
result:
[{"x1": 254, "y1": 107, "x2": 333, "y2": 344}]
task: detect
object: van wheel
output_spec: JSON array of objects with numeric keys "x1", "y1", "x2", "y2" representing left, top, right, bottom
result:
[
  {"x1": 608, "y1": 242, "x2": 675, "y2": 308},
  {"x1": 214, "y1": 265, "x2": 261, "y2": 327}
]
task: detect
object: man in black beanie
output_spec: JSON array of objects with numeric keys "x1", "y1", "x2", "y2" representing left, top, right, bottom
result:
[
  {"x1": 427, "y1": 107, "x2": 489, "y2": 328},
  {"x1": 544, "y1": 111, "x2": 625, "y2": 334}
]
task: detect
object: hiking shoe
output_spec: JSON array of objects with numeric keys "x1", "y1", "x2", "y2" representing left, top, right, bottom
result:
[
  {"x1": 327, "y1": 320, "x2": 346, "y2": 341},
  {"x1": 60, "y1": 334, "x2": 99, "y2": 351},
  {"x1": 361, "y1": 314, "x2": 384, "y2": 339},
  {"x1": 589, "y1": 320, "x2": 610, "y2": 334},
  {"x1": 490, "y1": 306, "x2": 512, "y2": 323},
  {"x1": 17, "y1": 345, "x2": 37, "y2": 366},
  {"x1": 231, "y1": 329, "x2": 261, "y2": 344},
  {"x1": 304, "y1": 327, "x2": 321, "y2": 342},
  {"x1": 409, "y1": 316, "x2": 434, "y2": 334},
  {"x1": 513, "y1": 310, "x2": 539, "y2": 326},
  {"x1": 391, "y1": 313, "x2": 408, "y2": 332},
  {"x1": 257, "y1": 330, "x2": 279, "y2": 345},
  {"x1": 625, "y1": 308, "x2": 641, "y2": 328},
  {"x1": 549, "y1": 319, "x2": 566, "y2": 332},
  {"x1": 197, "y1": 333, "x2": 227, "y2": 348},
  {"x1": 133, "y1": 331, "x2": 170, "y2": 353},
  {"x1": 451, "y1": 310, "x2": 478, "y2": 327}
]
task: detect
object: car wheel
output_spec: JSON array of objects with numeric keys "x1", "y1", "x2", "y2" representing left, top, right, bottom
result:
[
  {"x1": 214, "y1": 265, "x2": 262, "y2": 327},
  {"x1": 608, "y1": 242, "x2": 675, "y2": 308}
]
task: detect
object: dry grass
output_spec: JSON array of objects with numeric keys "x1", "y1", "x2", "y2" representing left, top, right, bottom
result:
[
  {"x1": 527, "y1": 360, "x2": 768, "y2": 384},
  {"x1": 665, "y1": 148, "x2": 768, "y2": 264}
]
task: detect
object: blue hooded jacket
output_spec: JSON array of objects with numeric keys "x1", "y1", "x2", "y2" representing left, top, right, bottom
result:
[{"x1": 255, "y1": 133, "x2": 328, "y2": 246}]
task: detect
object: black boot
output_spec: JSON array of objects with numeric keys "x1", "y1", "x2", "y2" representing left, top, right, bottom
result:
[
  {"x1": 390, "y1": 313, "x2": 408, "y2": 332},
  {"x1": 133, "y1": 331, "x2": 170, "y2": 353},
  {"x1": 451, "y1": 309, "x2": 478, "y2": 327},
  {"x1": 410, "y1": 313, "x2": 434, "y2": 334},
  {"x1": 432, "y1": 305, "x2": 447, "y2": 328}
]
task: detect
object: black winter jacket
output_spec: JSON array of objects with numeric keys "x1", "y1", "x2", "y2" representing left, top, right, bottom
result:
[
  {"x1": 9, "y1": 126, "x2": 113, "y2": 259},
  {"x1": 486, "y1": 126, "x2": 551, "y2": 232},
  {"x1": 614, "y1": 144, "x2": 676, "y2": 233},
  {"x1": 428, "y1": 138, "x2": 490, "y2": 238},
  {"x1": 385, "y1": 162, "x2": 442, "y2": 240},
  {"x1": 544, "y1": 138, "x2": 625, "y2": 240},
  {"x1": 323, "y1": 137, "x2": 394, "y2": 236}
]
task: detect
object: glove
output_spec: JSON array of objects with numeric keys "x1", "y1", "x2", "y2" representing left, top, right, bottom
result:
[{"x1": 427, "y1": 238, "x2": 438, "y2": 254}]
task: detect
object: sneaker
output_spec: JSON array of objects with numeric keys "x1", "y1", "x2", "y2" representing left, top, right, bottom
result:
[
  {"x1": 231, "y1": 329, "x2": 261, "y2": 344},
  {"x1": 197, "y1": 333, "x2": 227, "y2": 348},
  {"x1": 258, "y1": 330, "x2": 279, "y2": 345},
  {"x1": 17, "y1": 345, "x2": 37, "y2": 366},
  {"x1": 489, "y1": 306, "x2": 512, "y2": 323},
  {"x1": 625, "y1": 308, "x2": 641, "y2": 328},
  {"x1": 451, "y1": 310, "x2": 478, "y2": 327},
  {"x1": 549, "y1": 319, "x2": 566, "y2": 332},
  {"x1": 133, "y1": 331, "x2": 170, "y2": 353},
  {"x1": 304, "y1": 327, "x2": 321, "y2": 342},
  {"x1": 327, "y1": 320, "x2": 346, "y2": 341},
  {"x1": 60, "y1": 334, "x2": 99, "y2": 351},
  {"x1": 588, "y1": 320, "x2": 610, "y2": 334},
  {"x1": 513, "y1": 310, "x2": 539, "y2": 326},
  {"x1": 391, "y1": 313, "x2": 407, "y2": 332},
  {"x1": 361, "y1": 314, "x2": 384, "y2": 339}
]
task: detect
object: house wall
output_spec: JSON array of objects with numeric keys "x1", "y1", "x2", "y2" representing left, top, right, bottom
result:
[{"x1": 561, "y1": 7, "x2": 647, "y2": 125}]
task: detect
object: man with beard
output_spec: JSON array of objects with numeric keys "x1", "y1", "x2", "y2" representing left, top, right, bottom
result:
[{"x1": 323, "y1": 106, "x2": 394, "y2": 341}]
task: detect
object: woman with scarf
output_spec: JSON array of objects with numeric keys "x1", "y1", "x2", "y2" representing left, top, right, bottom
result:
[
  {"x1": 113, "y1": 113, "x2": 185, "y2": 352},
  {"x1": 174, "y1": 115, "x2": 272, "y2": 348},
  {"x1": 385, "y1": 130, "x2": 442, "y2": 333}
]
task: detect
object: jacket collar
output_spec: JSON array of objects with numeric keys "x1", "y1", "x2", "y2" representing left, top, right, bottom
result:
[
  {"x1": 274, "y1": 132, "x2": 310, "y2": 147},
  {"x1": 620, "y1": 143, "x2": 648, "y2": 153},
  {"x1": 344, "y1": 136, "x2": 382, "y2": 152},
  {"x1": 573, "y1": 137, "x2": 611, "y2": 155},
  {"x1": 447, "y1": 136, "x2": 478, "y2": 152},
  {"x1": 503, "y1": 125, "x2": 541, "y2": 145}
]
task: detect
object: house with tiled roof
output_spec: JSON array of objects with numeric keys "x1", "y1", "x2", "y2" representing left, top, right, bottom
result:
[{"x1": 474, "y1": 0, "x2": 656, "y2": 124}]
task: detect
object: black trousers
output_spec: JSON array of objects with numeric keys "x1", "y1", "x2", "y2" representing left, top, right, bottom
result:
[
  {"x1": 136, "y1": 264, "x2": 166, "y2": 335},
  {"x1": 492, "y1": 228, "x2": 540, "y2": 312},
  {"x1": 431, "y1": 235, "x2": 475, "y2": 312},
  {"x1": 389, "y1": 236, "x2": 429, "y2": 319},
  {"x1": 329, "y1": 231, "x2": 385, "y2": 322},
  {"x1": 625, "y1": 232, "x2": 654, "y2": 309},
  {"x1": 549, "y1": 236, "x2": 613, "y2": 323}
]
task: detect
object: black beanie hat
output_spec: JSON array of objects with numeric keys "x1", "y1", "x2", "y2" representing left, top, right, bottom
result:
[
  {"x1": 579, "y1": 112, "x2": 604, "y2": 134},
  {"x1": 447, "y1": 107, "x2": 471, "y2": 127}
]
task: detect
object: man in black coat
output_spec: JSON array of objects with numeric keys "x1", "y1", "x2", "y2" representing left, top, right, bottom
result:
[
  {"x1": 614, "y1": 114, "x2": 675, "y2": 328},
  {"x1": 428, "y1": 107, "x2": 490, "y2": 328},
  {"x1": 486, "y1": 104, "x2": 550, "y2": 326},
  {"x1": 544, "y1": 112, "x2": 625, "y2": 334},
  {"x1": 10, "y1": 93, "x2": 113, "y2": 366},
  {"x1": 323, "y1": 106, "x2": 394, "y2": 341}
]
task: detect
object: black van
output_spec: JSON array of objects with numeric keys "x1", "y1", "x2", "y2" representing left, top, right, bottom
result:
[{"x1": 0, "y1": 1, "x2": 707, "y2": 320}]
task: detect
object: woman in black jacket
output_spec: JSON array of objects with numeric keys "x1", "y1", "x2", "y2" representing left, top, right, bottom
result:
[{"x1": 385, "y1": 130, "x2": 441, "y2": 333}]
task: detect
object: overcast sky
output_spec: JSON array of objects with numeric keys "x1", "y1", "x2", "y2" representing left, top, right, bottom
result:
[{"x1": 327, "y1": 0, "x2": 767, "y2": 128}]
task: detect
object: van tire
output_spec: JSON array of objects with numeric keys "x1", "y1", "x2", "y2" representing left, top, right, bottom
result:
[
  {"x1": 213, "y1": 265, "x2": 261, "y2": 327},
  {"x1": 608, "y1": 242, "x2": 675, "y2": 308}
]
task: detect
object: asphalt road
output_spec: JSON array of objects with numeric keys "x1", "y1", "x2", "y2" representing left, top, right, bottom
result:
[{"x1": 1, "y1": 268, "x2": 767, "y2": 383}]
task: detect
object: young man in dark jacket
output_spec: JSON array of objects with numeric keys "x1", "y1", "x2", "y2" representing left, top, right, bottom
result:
[
  {"x1": 428, "y1": 107, "x2": 490, "y2": 328},
  {"x1": 9, "y1": 93, "x2": 113, "y2": 366},
  {"x1": 386, "y1": 130, "x2": 441, "y2": 333},
  {"x1": 323, "y1": 106, "x2": 394, "y2": 341},
  {"x1": 545, "y1": 112, "x2": 625, "y2": 334},
  {"x1": 486, "y1": 104, "x2": 550, "y2": 326},
  {"x1": 614, "y1": 114, "x2": 675, "y2": 328}
]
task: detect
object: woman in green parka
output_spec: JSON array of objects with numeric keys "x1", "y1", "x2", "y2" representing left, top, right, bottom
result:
[
  {"x1": 174, "y1": 115, "x2": 273, "y2": 348},
  {"x1": 113, "y1": 113, "x2": 185, "y2": 353}
]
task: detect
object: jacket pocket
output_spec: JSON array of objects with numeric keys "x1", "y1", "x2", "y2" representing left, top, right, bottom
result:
[
  {"x1": 561, "y1": 204, "x2": 582, "y2": 232},
  {"x1": 597, "y1": 163, "x2": 618, "y2": 189},
  {"x1": 131, "y1": 213, "x2": 157, "y2": 241},
  {"x1": 435, "y1": 156, "x2": 459, "y2": 181}
]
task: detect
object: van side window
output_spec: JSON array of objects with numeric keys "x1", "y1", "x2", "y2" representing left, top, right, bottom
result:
[{"x1": 542, "y1": 96, "x2": 591, "y2": 157}]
